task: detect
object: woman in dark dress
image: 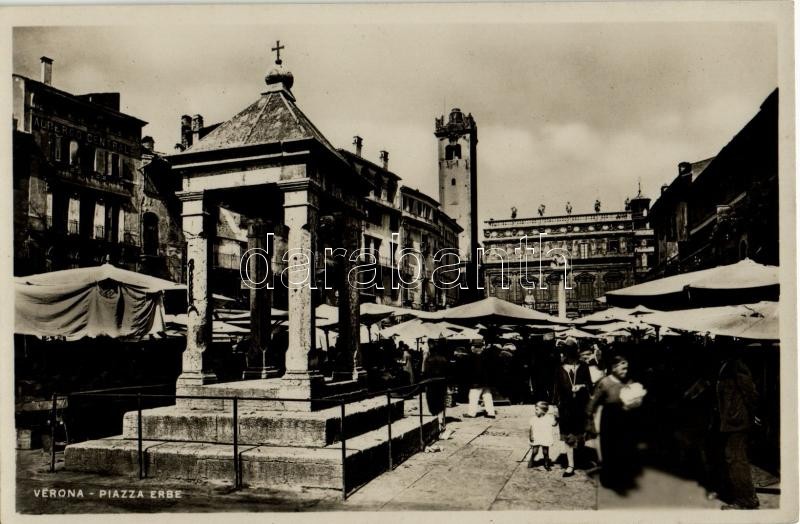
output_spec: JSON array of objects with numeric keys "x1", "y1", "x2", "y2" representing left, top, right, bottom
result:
[
  {"x1": 553, "y1": 338, "x2": 593, "y2": 477},
  {"x1": 586, "y1": 354, "x2": 644, "y2": 493}
]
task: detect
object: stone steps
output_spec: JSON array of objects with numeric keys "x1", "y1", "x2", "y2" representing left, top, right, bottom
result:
[
  {"x1": 65, "y1": 414, "x2": 441, "y2": 491},
  {"x1": 121, "y1": 396, "x2": 405, "y2": 447}
]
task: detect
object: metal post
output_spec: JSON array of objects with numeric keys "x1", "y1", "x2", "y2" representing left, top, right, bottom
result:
[
  {"x1": 137, "y1": 393, "x2": 144, "y2": 479},
  {"x1": 386, "y1": 392, "x2": 393, "y2": 470},
  {"x1": 340, "y1": 402, "x2": 347, "y2": 501},
  {"x1": 49, "y1": 394, "x2": 57, "y2": 473},
  {"x1": 233, "y1": 397, "x2": 240, "y2": 489},
  {"x1": 418, "y1": 389, "x2": 424, "y2": 450},
  {"x1": 441, "y1": 379, "x2": 447, "y2": 431}
]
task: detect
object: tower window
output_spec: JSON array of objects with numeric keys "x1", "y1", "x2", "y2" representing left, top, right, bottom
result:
[
  {"x1": 451, "y1": 178, "x2": 456, "y2": 186},
  {"x1": 445, "y1": 144, "x2": 462, "y2": 160}
]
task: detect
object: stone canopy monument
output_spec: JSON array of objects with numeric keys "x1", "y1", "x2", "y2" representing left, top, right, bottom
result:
[{"x1": 64, "y1": 44, "x2": 441, "y2": 493}]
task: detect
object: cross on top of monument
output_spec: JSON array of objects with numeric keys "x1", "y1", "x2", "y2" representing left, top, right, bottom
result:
[{"x1": 272, "y1": 40, "x2": 285, "y2": 65}]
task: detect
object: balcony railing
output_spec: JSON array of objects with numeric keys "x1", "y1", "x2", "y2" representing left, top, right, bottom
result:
[
  {"x1": 94, "y1": 225, "x2": 105, "y2": 239},
  {"x1": 45, "y1": 215, "x2": 53, "y2": 229},
  {"x1": 482, "y1": 250, "x2": 631, "y2": 264},
  {"x1": 55, "y1": 165, "x2": 133, "y2": 197},
  {"x1": 67, "y1": 220, "x2": 80, "y2": 235},
  {"x1": 486, "y1": 211, "x2": 631, "y2": 228}
]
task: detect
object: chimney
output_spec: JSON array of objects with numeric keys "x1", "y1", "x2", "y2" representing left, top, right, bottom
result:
[
  {"x1": 678, "y1": 161, "x2": 692, "y2": 177},
  {"x1": 191, "y1": 114, "x2": 204, "y2": 145},
  {"x1": 353, "y1": 136, "x2": 363, "y2": 157},
  {"x1": 40, "y1": 56, "x2": 53, "y2": 86},
  {"x1": 379, "y1": 150, "x2": 389, "y2": 170},
  {"x1": 180, "y1": 115, "x2": 192, "y2": 149}
]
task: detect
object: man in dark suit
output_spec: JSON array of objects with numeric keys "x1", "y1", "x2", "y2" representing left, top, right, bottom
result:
[{"x1": 715, "y1": 348, "x2": 760, "y2": 510}]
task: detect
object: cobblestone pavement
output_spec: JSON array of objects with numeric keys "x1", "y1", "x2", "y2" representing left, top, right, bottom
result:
[{"x1": 16, "y1": 404, "x2": 778, "y2": 513}]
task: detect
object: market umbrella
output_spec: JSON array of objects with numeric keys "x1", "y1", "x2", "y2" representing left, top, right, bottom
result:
[
  {"x1": 379, "y1": 319, "x2": 483, "y2": 348},
  {"x1": 555, "y1": 327, "x2": 597, "y2": 339},
  {"x1": 215, "y1": 308, "x2": 291, "y2": 327},
  {"x1": 15, "y1": 263, "x2": 173, "y2": 340},
  {"x1": 577, "y1": 306, "x2": 655, "y2": 324},
  {"x1": 162, "y1": 283, "x2": 239, "y2": 310},
  {"x1": 164, "y1": 314, "x2": 249, "y2": 333},
  {"x1": 605, "y1": 259, "x2": 779, "y2": 309},
  {"x1": 642, "y1": 301, "x2": 779, "y2": 341},
  {"x1": 413, "y1": 296, "x2": 561, "y2": 324}
]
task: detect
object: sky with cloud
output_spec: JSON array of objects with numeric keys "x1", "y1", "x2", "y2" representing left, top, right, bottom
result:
[{"x1": 13, "y1": 21, "x2": 776, "y2": 225}]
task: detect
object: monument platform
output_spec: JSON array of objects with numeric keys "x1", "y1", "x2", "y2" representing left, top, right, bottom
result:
[{"x1": 64, "y1": 379, "x2": 442, "y2": 492}]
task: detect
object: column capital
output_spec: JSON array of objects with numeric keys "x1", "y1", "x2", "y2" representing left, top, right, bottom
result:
[
  {"x1": 280, "y1": 180, "x2": 321, "y2": 211},
  {"x1": 278, "y1": 178, "x2": 322, "y2": 196},
  {"x1": 176, "y1": 190, "x2": 205, "y2": 203}
]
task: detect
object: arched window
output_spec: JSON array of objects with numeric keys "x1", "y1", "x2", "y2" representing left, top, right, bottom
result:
[
  {"x1": 445, "y1": 144, "x2": 462, "y2": 161},
  {"x1": 547, "y1": 271, "x2": 563, "y2": 302},
  {"x1": 575, "y1": 273, "x2": 596, "y2": 301},
  {"x1": 142, "y1": 212, "x2": 159, "y2": 256}
]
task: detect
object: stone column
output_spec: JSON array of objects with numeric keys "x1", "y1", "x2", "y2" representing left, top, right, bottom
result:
[
  {"x1": 176, "y1": 191, "x2": 217, "y2": 392},
  {"x1": 243, "y1": 218, "x2": 277, "y2": 379},
  {"x1": 334, "y1": 214, "x2": 366, "y2": 384},
  {"x1": 279, "y1": 182, "x2": 324, "y2": 401}
]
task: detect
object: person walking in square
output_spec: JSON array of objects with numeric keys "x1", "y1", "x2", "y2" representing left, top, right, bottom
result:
[
  {"x1": 714, "y1": 347, "x2": 760, "y2": 510},
  {"x1": 528, "y1": 401, "x2": 557, "y2": 470},
  {"x1": 586, "y1": 354, "x2": 647, "y2": 494},
  {"x1": 464, "y1": 344, "x2": 496, "y2": 418},
  {"x1": 553, "y1": 338, "x2": 592, "y2": 477}
]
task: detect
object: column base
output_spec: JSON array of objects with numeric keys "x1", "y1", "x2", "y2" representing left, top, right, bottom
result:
[
  {"x1": 332, "y1": 367, "x2": 368, "y2": 385},
  {"x1": 278, "y1": 371, "x2": 326, "y2": 411},
  {"x1": 175, "y1": 371, "x2": 217, "y2": 395}
]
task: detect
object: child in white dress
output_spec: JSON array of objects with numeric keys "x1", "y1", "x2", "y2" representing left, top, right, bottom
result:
[{"x1": 528, "y1": 401, "x2": 557, "y2": 470}]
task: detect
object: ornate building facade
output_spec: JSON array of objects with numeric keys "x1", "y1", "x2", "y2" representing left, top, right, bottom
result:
[
  {"x1": 649, "y1": 89, "x2": 778, "y2": 277},
  {"x1": 481, "y1": 194, "x2": 654, "y2": 316},
  {"x1": 12, "y1": 57, "x2": 184, "y2": 282}
]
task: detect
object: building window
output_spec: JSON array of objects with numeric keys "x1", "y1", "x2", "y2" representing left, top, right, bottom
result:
[
  {"x1": 575, "y1": 273, "x2": 595, "y2": 301},
  {"x1": 451, "y1": 177, "x2": 456, "y2": 186},
  {"x1": 67, "y1": 196, "x2": 80, "y2": 235},
  {"x1": 45, "y1": 191, "x2": 53, "y2": 229},
  {"x1": 105, "y1": 152, "x2": 113, "y2": 177},
  {"x1": 445, "y1": 144, "x2": 462, "y2": 160},
  {"x1": 579, "y1": 242, "x2": 588, "y2": 259},
  {"x1": 142, "y1": 212, "x2": 159, "y2": 256},
  {"x1": 118, "y1": 208, "x2": 125, "y2": 243},
  {"x1": 53, "y1": 136, "x2": 62, "y2": 162},
  {"x1": 69, "y1": 141, "x2": 80, "y2": 166},
  {"x1": 111, "y1": 153, "x2": 120, "y2": 178},
  {"x1": 94, "y1": 149, "x2": 106, "y2": 175},
  {"x1": 94, "y1": 201, "x2": 106, "y2": 239},
  {"x1": 608, "y1": 239, "x2": 619, "y2": 253}
]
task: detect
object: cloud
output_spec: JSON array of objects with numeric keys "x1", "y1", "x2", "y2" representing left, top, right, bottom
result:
[{"x1": 13, "y1": 21, "x2": 777, "y2": 228}]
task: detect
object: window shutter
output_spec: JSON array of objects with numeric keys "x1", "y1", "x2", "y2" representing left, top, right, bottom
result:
[{"x1": 94, "y1": 149, "x2": 105, "y2": 174}]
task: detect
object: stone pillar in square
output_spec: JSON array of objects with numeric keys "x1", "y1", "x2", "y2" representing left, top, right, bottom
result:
[
  {"x1": 176, "y1": 191, "x2": 217, "y2": 392},
  {"x1": 334, "y1": 214, "x2": 366, "y2": 384},
  {"x1": 243, "y1": 218, "x2": 277, "y2": 379},
  {"x1": 278, "y1": 181, "x2": 324, "y2": 402}
]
